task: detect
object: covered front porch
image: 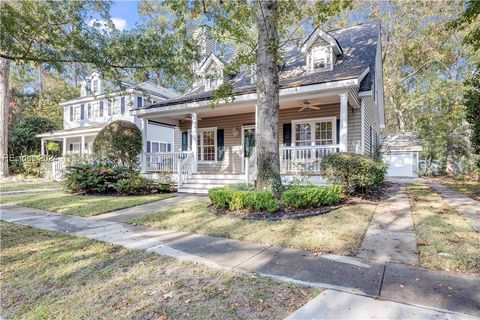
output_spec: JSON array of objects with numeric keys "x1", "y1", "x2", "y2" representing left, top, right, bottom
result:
[
  {"x1": 37, "y1": 126, "x2": 104, "y2": 156},
  {"x1": 136, "y1": 88, "x2": 363, "y2": 188}
]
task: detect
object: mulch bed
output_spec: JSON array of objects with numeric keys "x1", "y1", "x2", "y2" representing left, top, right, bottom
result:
[{"x1": 209, "y1": 201, "x2": 350, "y2": 221}]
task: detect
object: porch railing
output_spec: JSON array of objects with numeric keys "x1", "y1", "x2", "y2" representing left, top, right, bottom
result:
[
  {"x1": 177, "y1": 152, "x2": 194, "y2": 188},
  {"x1": 244, "y1": 150, "x2": 257, "y2": 184},
  {"x1": 52, "y1": 157, "x2": 66, "y2": 181},
  {"x1": 280, "y1": 145, "x2": 340, "y2": 173},
  {"x1": 143, "y1": 152, "x2": 191, "y2": 172}
]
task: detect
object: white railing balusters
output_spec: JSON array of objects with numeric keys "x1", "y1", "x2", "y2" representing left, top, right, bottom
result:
[
  {"x1": 280, "y1": 145, "x2": 340, "y2": 173},
  {"x1": 143, "y1": 152, "x2": 191, "y2": 172},
  {"x1": 177, "y1": 152, "x2": 194, "y2": 188}
]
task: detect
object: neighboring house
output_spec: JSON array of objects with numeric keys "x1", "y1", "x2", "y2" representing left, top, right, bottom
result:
[
  {"x1": 37, "y1": 72, "x2": 177, "y2": 157},
  {"x1": 381, "y1": 132, "x2": 422, "y2": 177},
  {"x1": 132, "y1": 22, "x2": 385, "y2": 193}
]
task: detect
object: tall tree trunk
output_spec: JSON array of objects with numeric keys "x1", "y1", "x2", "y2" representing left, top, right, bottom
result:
[
  {"x1": 37, "y1": 64, "x2": 43, "y2": 111},
  {"x1": 445, "y1": 101, "x2": 455, "y2": 176},
  {"x1": 0, "y1": 58, "x2": 11, "y2": 177},
  {"x1": 254, "y1": 0, "x2": 282, "y2": 197}
]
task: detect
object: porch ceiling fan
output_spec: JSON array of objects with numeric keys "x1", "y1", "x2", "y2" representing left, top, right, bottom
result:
[{"x1": 298, "y1": 100, "x2": 320, "y2": 112}]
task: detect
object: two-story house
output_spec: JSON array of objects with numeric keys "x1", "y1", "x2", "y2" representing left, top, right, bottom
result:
[
  {"x1": 38, "y1": 72, "x2": 177, "y2": 157},
  {"x1": 132, "y1": 22, "x2": 385, "y2": 193}
]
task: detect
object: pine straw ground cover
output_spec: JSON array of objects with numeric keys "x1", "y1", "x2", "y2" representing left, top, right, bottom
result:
[
  {"x1": 0, "y1": 222, "x2": 318, "y2": 320},
  {"x1": 407, "y1": 184, "x2": 480, "y2": 274},
  {"x1": 129, "y1": 198, "x2": 376, "y2": 256}
]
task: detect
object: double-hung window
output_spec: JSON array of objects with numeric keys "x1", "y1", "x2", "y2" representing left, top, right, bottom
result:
[
  {"x1": 113, "y1": 98, "x2": 120, "y2": 114},
  {"x1": 87, "y1": 104, "x2": 92, "y2": 118},
  {"x1": 74, "y1": 106, "x2": 81, "y2": 121},
  {"x1": 311, "y1": 46, "x2": 332, "y2": 71},
  {"x1": 99, "y1": 101, "x2": 104, "y2": 117},
  {"x1": 147, "y1": 141, "x2": 172, "y2": 153},
  {"x1": 107, "y1": 99, "x2": 112, "y2": 116},
  {"x1": 293, "y1": 118, "x2": 336, "y2": 146},
  {"x1": 120, "y1": 97, "x2": 126, "y2": 114}
]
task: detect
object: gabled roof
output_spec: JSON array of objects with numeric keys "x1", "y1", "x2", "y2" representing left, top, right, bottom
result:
[
  {"x1": 381, "y1": 132, "x2": 423, "y2": 152},
  {"x1": 199, "y1": 53, "x2": 224, "y2": 72},
  {"x1": 142, "y1": 22, "x2": 380, "y2": 110},
  {"x1": 301, "y1": 28, "x2": 343, "y2": 55}
]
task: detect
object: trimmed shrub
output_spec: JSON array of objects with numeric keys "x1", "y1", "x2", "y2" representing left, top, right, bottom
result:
[
  {"x1": 282, "y1": 185, "x2": 343, "y2": 209},
  {"x1": 209, "y1": 188, "x2": 279, "y2": 213},
  {"x1": 114, "y1": 176, "x2": 154, "y2": 195},
  {"x1": 64, "y1": 163, "x2": 132, "y2": 194},
  {"x1": 93, "y1": 120, "x2": 142, "y2": 167},
  {"x1": 320, "y1": 153, "x2": 388, "y2": 195}
]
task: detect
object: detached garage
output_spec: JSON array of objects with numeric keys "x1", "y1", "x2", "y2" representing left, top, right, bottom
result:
[{"x1": 381, "y1": 133, "x2": 422, "y2": 177}]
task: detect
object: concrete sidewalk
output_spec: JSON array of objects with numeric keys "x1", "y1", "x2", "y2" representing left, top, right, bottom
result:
[
  {"x1": 1, "y1": 204, "x2": 479, "y2": 318},
  {"x1": 88, "y1": 193, "x2": 206, "y2": 222},
  {"x1": 358, "y1": 183, "x2": 418, "y2": 265},
  {"x1": 430, "y1": 183, "x2": 480, "y2": 232}
]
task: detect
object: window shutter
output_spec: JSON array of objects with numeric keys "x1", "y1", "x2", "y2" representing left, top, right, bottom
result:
[
  {"x1": 283, "y1": 123, "x2": 292, "y2": 146},
  {"x1": 80, "y1": 105, "x2": 85, "y2": 120},
  {"x1": 70, "y1": 107, "x2": 73, "y2": 121},
  {"x1": 217, "y1": 129, "x2": 224, "y2": 161},
  {"x1": 146, "y1": 141, "x2": 151, "y2": 153},
  {"x1": 121, "y1": 97, "x2": 126, "y2": 114},
  {"x1": 69, "y1": 144, "x2": 73, "y2": 151},
  {"x1": 336, "y1": 119, "x2": 340, "y2": 145},
  {"x1": 181, "y1": 132, "x2": 188, "y2": 151}
]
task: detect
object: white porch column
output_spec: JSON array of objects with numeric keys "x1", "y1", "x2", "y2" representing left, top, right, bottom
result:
[
  {"x1": 80, "y1": 135, "x2": 85, "y2": 156},
  {"x1": 62, "y1": 137, "x2": 67, "y2": 156},
  {"x1": 40, "y1": 139, "x2": 45, "y2": 156},
  {"x1": 339, "y1": 93, "x2": 348, "y2": 152},
  {"x1": 191, "y1": 112, "x2": 198, "y2": 173},
  {"x1": 141, "y1": 118, "x2": 148, "y2": 173}
]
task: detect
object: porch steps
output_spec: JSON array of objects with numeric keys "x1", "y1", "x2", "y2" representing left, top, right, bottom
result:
[{"x1": 178, "y1": 173, "x2": 244, "y2": 194}]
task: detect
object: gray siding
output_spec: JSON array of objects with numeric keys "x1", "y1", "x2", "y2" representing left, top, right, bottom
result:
[{"x1": 175, "y1": 103, "x2": 346, "y2": 173}]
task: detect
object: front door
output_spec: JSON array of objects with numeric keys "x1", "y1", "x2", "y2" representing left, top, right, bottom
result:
[{"x1": 242, "y1": 125, "x2": 255, "y2": 171}]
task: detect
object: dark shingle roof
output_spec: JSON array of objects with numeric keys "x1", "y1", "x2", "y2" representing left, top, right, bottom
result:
[{"x1": 143, "y1": 22, "x2": 379, "y2": 110}]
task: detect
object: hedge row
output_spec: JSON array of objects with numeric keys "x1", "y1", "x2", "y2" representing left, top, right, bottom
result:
[{"x1": 209, "y1": 184, "x2": 343, "y2": 213}]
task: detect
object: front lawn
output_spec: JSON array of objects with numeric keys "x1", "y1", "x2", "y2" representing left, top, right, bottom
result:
[
  {"x1": 0, "y1": 222, "x2": 316, "y2": 319},
  {"x1": 0, "y1": 191, "x2": 174, "y2": 217},
  {"x1": 129, "y1": 199, "x2": 376, "y2": 256},
  {"x1": 407, "y1": 184, "x2": 480, "y2": 274},
  {"x1": 0, "y1": 181, "x2": 62, "y2": 192}
]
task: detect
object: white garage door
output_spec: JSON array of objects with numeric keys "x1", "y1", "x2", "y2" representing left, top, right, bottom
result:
[{"x1": 384, "y1": 152, "x2": 416, "y2": 177}]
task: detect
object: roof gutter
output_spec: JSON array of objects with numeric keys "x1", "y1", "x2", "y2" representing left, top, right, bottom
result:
[{"x1": 132, "y1": 76, "x2": 362, "y2": 117}]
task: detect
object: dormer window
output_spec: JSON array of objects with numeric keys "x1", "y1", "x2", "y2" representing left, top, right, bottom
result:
[
  {"x1": 302, "y1": 28, "x2": 342, "y2": 74},
  {"x1": 92, "y1": 80, "x2": 99, "y2": 95},
  {"x1": 204, "y1": 76, "x2": 222, "y2": 90},
  {"x1": 199, "y1": 54, "x2": 224, "y2": 91},
  {"x1": 310, "y1": 46, "x2": 332, "y2": 72}
]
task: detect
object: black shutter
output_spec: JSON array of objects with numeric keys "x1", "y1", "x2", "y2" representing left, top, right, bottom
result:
[
  {"x1": 181, "y1": 132, "x2": 188, "y2": 151},
  {"x1": 217, "y1": 129, "x2": 224, "y2": 161},
  {"x1": 69, "y1": 144, "x2": 73, "y2": 151},
  {"x1": 336, "y1": 119, "x2": 340, "y2": 145},
  {"x1": 70, "y1": 107, "x2": 73, "y2": 121},
  {"x1": 283, "y1": 123, "x2": 292, "y2": 146},
  {"x1": 80, "y1": 104, "x2": 85, "y2": 120},
  {"x1": 146, "y1": 141, "x2": 151, "y2": 153},
  {"x1": 120, "y1": 97, "x2": 125, "y2": 114}
]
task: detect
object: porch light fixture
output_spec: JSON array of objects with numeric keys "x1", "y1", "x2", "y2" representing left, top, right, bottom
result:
[{"x1": 232, "y1": 125, "x2": 240, "y2": 137}]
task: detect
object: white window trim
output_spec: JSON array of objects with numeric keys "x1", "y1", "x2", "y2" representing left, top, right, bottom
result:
[
  {"x1": 309, "y1": 46, "x2": 333, "y2": 73},
  {"x1": 147, "y1": 140, "x2": 172, "y2": 153},
  {"x1": 292, "y1": 117, "x2": 337, "y2": 146},
  {"x1": 188, "y1": 127, "x2": 217, "y2": 163}
]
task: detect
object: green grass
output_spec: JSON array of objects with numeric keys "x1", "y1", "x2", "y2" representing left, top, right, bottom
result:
[
  {"x1": 407, "y1": 184, "x2": 480, "y2": 274},
  {"x1": 0, "y1": 221, "x2": 317, "y2": 319},
  {"x1": 129, "y1": 199, "x2": 376, "y2": 256},
  {"x1": 0, "y1": 191, "x2": 174, "y2": 217},
  {"x1": 0, "y1": 181, "x2": 62, "y2": 192}
]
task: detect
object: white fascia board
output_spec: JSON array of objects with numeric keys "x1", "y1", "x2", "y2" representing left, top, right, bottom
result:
[
  {"x1": 301, "y1": 28, "x2": 343, "y2": 55},
  {"x1": 59, "y1": 89, "x2": 133, "y2": 106},
  {"x1": 359, "y1": 90, "x2": 372, "y2": 97},
  {"x1": 199, "y1": 53, "x2": 224, "y2": 72},
  {"x1": 37, "y1": 127, "x2": 103, "y2": 138},
  {"x1": 132, "y1": 77, "x2": 360, "y2": 118}
]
